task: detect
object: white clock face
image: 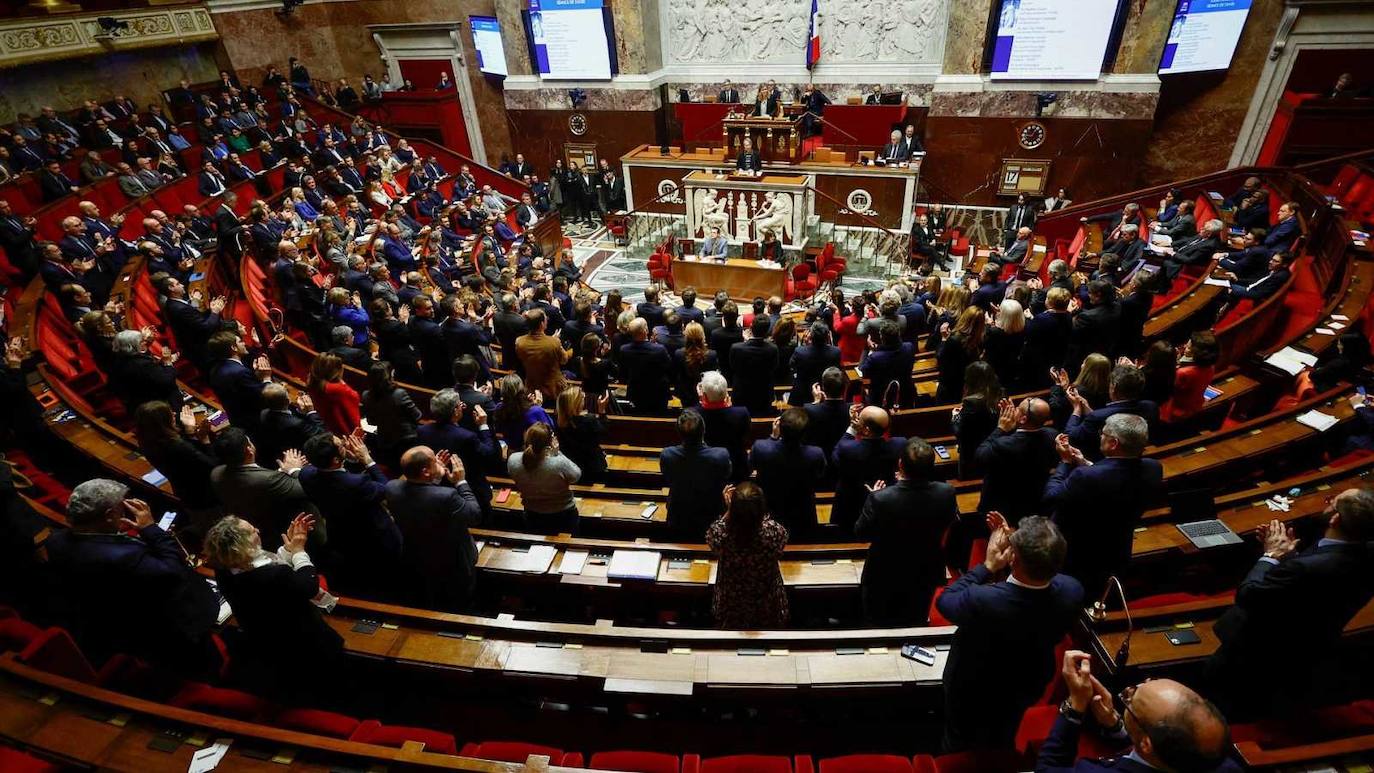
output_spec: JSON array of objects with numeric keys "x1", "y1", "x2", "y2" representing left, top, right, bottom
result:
[{"x1": 569, "y1": 114, "x2": 588, "y2": 136}]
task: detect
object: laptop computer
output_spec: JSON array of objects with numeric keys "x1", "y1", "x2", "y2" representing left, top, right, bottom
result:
[{"x1": 1170, "y1": 489, "x2": 1244, "y2": 549}]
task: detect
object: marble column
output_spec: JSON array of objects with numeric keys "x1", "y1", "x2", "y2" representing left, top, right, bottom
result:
[{"x1": 942, "y1": 0, "x2": 994, "y2": 75}]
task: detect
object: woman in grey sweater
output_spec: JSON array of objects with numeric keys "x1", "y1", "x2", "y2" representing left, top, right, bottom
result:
[{"x1": 507, "y1": 422, "x2": 581, "y2": 534}]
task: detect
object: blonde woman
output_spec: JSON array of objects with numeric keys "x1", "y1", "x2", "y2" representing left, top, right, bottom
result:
[
  {"x1": 366, "y1": 180, "x2": 393, "y2": 209},
  {"x1": 984, "y1": 298, "x2": 1027, "y2": 389}
]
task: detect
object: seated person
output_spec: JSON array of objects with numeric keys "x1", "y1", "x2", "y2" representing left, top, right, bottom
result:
[
  {"x1": 735, "y1": 136, "x2": 762, "y2": 175},
  {"x1": 700, "y1": 226, "x2": 729, "y2": 259},
  {"x1": 1220, "y1": 251, "x2": 1294, "y2": 305}
]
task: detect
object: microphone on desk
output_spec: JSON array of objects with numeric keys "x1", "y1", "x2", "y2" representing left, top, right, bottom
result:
[{"x1": 1087, "y1": 575, "x2": 1133, "y2": 670}]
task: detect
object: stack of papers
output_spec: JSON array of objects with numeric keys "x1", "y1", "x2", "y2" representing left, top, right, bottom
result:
[
  {"x1": 1296, "y1": 410, "x2": 1339, "y2": 432},
  {"x1": 1265, "y1": 346, "x2": 1318, "y2": 375},
  {"x1": 559, "y1": 550, "x2": 589, "y2": 575},
  {"x1": 1203, "y1": 277, "x2": 1232, "y2": 287},
  {"x1": 607, "y1": 550, "x2": 661, "y2": 580}
]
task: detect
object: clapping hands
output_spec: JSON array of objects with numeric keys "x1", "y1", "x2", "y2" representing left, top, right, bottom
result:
[
  {"x1": 1055, "y1": 433, "x2": 1087, "y2": 466},
  {"x1": 281, "y1": 513, "x2": 315, "y2": 555},
  {"x1": 983, "y1": 511, "x2": 1014, "y2": 573},
  {"x1": 279, "y1": 448, "x2": 307, "y2": 472}
]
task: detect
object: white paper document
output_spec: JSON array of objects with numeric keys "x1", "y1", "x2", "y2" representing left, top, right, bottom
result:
[
  {"x1": 1296, "y1": 410, "x2": 1339, "y2": 432},
  {"x1": 607, "y1": 550, "x2": 661, "y2": 580},
  {"x1": 188, "y1": 740, "x2": 232, "y2": 773},
  {"x1": 559, "y1": 550, "x2": 589, "y2": 575}
]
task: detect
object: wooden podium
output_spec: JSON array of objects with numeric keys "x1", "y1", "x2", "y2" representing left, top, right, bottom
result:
[{"x1": 723, "y1": 115, "x2": 804, "y2": 164}]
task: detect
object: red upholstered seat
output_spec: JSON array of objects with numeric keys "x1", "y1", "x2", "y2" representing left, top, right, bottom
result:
[
  {"x1": 18, "y1": 628, "x2": 100, "y2": 684},
  {"x1": 787, "y1": 263, "x2": 818, "y2": 300},
  {"x1": 350, "y1": 719, "x2": 459, "y2": 755},
  {"x1": 577, "y1": 750, "x2": 682, "y2": 773},
  {"x1": 459, "y1": 741, "x2": 564, "y2": 763},
  {"x1": 273, "y1": 707, "x2": 362, "y2": 739},
  {"x1": 169, "y1": 682, "x2": 272, "y2": 721},
  {"x1": 693, "y1": 754, "x2": 796, "y2": 773},
  {"x1": 819, "y1": 754, "x2": 915, "y2": 773},
  {"x1": 930, "y1": 749, "x2": 1025, "y2": 773},
  {"x1": 0, "y1": 746, "x2": 62, "y2": 773},
  {"x1": 1015, "y1": 704, "x2": 1118, "y2": 760},
  {"x1": 0, "y1": 616, "x2": 44, "y2": 653}
]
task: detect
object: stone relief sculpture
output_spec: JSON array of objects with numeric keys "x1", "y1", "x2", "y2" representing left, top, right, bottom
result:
[
  {"x1": 666, "y1": 0, "x2": 945, "y2": 65},
  {"x1": 752, "y1": 191, "x2": 792, "y2": 241}
]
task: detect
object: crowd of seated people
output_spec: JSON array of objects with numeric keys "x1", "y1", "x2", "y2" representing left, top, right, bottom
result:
[{"x1": 0, "y1": 65, "x2": 1369, "y2": 772}]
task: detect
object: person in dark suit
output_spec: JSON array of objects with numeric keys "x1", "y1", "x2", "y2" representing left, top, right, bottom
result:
[
  {"x1": 1215, "y1": 228, "x2": 1269, "y2": 279},
  {"x1": 1065, "y1": 280, "x2": 1121, "y2": 377},
  {"x1": 418, "y1": 388, "x2": 501, "y2": 519},
  {"x1": 937, "y1": 514, "x2": 1084, "y2": 752},
  {"x1": 788, "y1": 323, "x2": 841, "y2": 406},
  {"x1": 491, "y1": 294, "x2": 529, "y2": 371},
  {"x1": 910, "y1": 212, "x2": 946, "y2": 269},
  {"x1": 1204, "y1": 488, "x2": 1374, "y2": 720},
  {"x1": 1044, "y1": 413, "x2": 1163, "y2": 598},
  {"x1": 255, "y1": 383, "x2": 326, "y2": 471},
  {"x1": 205, "y1": 332, "x2": 271, "y2": 434},
  {"x1": 1064, "y1": 364, "x2": 1159, "y2": 459},
  {"x1": 859, "y1": 319, "x2": 915, "y2": 407},
  {"x1": 729, "y1": 316, "x2": 781, "y2": 415},
  {"x1": 210, "y1": 428, "x2": 321, "y2": 553},
  {"x1": 969, "y1": 264, "x2": 1008, "y2": 312},
  {"x1": 710, "y1": 302, "x2": 746, "y2": 380},
  {"x1": 1262, "y1": 201, "x2": 1300, "y2": 254},
  {"x1": 1004, "y1": 192, "x2": 1037, "y2": 248},
  {"x1": 1081, "y1": 203, "x2": 1141, "y2": 250},
  {"x1": 619, "y1": 318, "x2": 672, "y2": 414},
  {"x1": 452, "y1": 356, "x2": 498, "y2": 428},
  {"x1": 39, "y1": 160, "x2": 79, "y2": 202},
  {"x1": 718, "y1": 81, "x2": 741, "y2": 103},
  {"x1": 660, "y1": 409, "x2": 732, "y2": 539},
  {"x1": 157, "y1": 275, "x2": 232, "y2": 372},
  {"x1": 733, "y1": 136, "x2": 764, "y2": 176},
  {"x1": 202, "y1": 512, "x2": 342, "y2": 701},
  {"x1": 855, "y1": 438, "x2": 957, "y2": 625},
  {"x1": 109, "y1": 329, "x2": 182, "y2": 413},
  {"x1": 750, "y1": 408, "x2": 827, "y2": 537},
  {"x1": 636, "y1": 286, "x2": 667, "y2": 330},
  {"x1": 1040, "y1": 650, "x2": 1241, "y2": 772},
  {"x1": 804, "y1": 366, "x2": 852, "y2": 463},
  {"x1": 1219, "y1": 251, "x2": 1293, "y2": 305},
  {"x1": 879, "y1": 130, "x2": 905, "y2": 163},
  {"x1": 298, "y1": 433, "x2": 402, "y2": 598},
  {"x1": 385, "y1": 445, "x2": 482, "y2": 612},
  {"x1": 750, "y1": 84, "x2": 781, "y2": 118},
  {"x1": 696, "y1": 371, "x2": 753, "y2": 483},
  {"x1": 830, "y1": 406, "x2": 906, "y2": 535},
  {"x1": 45, "y1": 479, "x2": 219, "y2": 676},
  {"x1": 406, "y1": 296, "x2": 449, "y2": 388},
  {"x1": 1160, "y1": 218, "x2": 1225, "y2": 279},
  {"x1": 974, "y1": 397, "x2": 1058, "y2": 523}
]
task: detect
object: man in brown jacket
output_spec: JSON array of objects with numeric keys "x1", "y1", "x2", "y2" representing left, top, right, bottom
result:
[{"x1": 515, "y1": 308, "x2": 569, "y2": 400}]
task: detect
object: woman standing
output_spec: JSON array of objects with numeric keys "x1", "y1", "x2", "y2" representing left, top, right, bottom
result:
[
  {"x1": 951, "y1": 361, "x2": 1002, "y2": 480},
  {"x1": 705, "y1": 482, "x2": 789, "y2": 629},
  {"x1": 672, "y1": 322, "x2": 718, "y2": 407},
  {"x1": 935, "y1": 306, "x2": 986, "y2": 405},
  {"x1": 133, "y1": 401, "x2": 221, "y2": 545},
  {"x1": 360, "y1": 361, "x2": 421, "y2": 468},
  {"x1": 983, "y1": 299, "x2": 1027, "y2": 391},
  {"x1": 506, "y1": 422, "x2": 581, "y2": 534},
  {"x1": 554, "y1": 386, "x2": 607, "y2": 483},
  {"x1": 306, "y1": 352, "x2": 360, "y2": 435},
  {"x1": 490, "y1": 373, "x2": 554, "y2": 446}
]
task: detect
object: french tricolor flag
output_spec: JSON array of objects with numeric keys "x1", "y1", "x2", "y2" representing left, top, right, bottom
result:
[{"x1": 806, "y1": 0, "x2": 820, "y2": 70}]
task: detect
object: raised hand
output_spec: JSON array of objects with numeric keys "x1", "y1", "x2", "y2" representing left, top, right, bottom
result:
[
  {"x1": 1061, "y1": 650, "x2": 1095, "y2": 713},
  {"x1": 1056, "y1": 433, "x2": 1086, "y2": 466},
  {"x1": 119, "y1": 498, "x2": 155, "y2": 530},
  {"x1": 812, "y1": 382, "x2": 826, "y2": 404},
  {"x1": 281, "y1": 513, "x2": 315, "y2": 554},
  {"x1": 865, "y1": 479, "x2": 887, "y2": 493},
  {"x1": 279, "y1": 448, "x2": 307, "y2": 472},
  {"x1": 996, "y1": 399, "x2": 1017, "y2": 432},
  {"x1": 983, "y1": 519, "x2": 1014, "y2": 573},
  {"x1": 178, "y1": 405, "x2": 198, "y2": 432},
  {"x1": 296, "y1": 393, "x2": 314, "y2": 413},
  {"x1": 209, "y1": 296, "x2": 227, "y2": 314},
  {"x1": 1259, "y1": 519, "x2": 1298, "y2": 560}
]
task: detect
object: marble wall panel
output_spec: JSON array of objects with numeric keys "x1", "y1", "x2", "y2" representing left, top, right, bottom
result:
[
  {"x1": 213, "y1": 0, "x2": 514, "y2": 163},
  {"x1": 1140, "y1": 0, "x2": 1283, "y2": 185},
  {"x1": 930, "y1": 90, "x2": 1159, "y2": 120},
  {"x1": 942, "y1": 0, "x2": 992, "y2": 74},
  {"x1": 0, "y1": 42, "x2": 221, "y2": 124}
]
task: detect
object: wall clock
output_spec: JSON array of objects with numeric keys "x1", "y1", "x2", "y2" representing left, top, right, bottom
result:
[
  {"x1": 1017, "y1": 121, "x2": 1047, "y2": 150},
  {"x1": 569, "y1": 113, "x2": 588, "y2": 136}
]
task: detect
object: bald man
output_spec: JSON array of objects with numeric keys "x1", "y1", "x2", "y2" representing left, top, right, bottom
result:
[
  {"x1": 830, "y1": 405, "x2": 907, "y2": 534},
  {"x1": 1041, "y1": 649, "x2": 1239, "y2": 772},
  {"x1": 974, "y1": 397, "x2": 1058, "y2": 524},
  {"x1": 384, "y1": 445, "x2": 481, "y2": 612}
]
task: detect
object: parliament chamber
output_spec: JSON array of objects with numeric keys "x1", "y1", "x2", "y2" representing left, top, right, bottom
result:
[{"x1": 4, "y1": 0, "x2": 1374, "y2": 771}]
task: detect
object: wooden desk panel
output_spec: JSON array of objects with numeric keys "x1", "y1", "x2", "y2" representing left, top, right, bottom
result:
[{"x1": 672, "y1": 257, "x2": 787, "y2": 302}]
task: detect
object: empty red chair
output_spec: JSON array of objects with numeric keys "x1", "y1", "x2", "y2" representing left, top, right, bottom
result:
[
  {"x1": 459, "y1": 741, "x2": 564, "y2": 763},
  {"x1": 928, "y1": 750, "x2": 1025, "y2": 773},
  {"x1": 819, "y1": 754, "x2": 914, "y2": 773},
  {"x1": 0, "y1": 615, "x2": 44, "y2": 653},
  {"x1": 350, "y1": 719, "x2": 459, "y2": 755},
  {"x1": 690, "y1": 754, "x2": 799, "y2": 773},
  {"x1": 169, "y1": 682, "x2": 272, "y2": 721},
  {"x1": 1015, "y1": 704, "x2": 1116, "y2": 761},
  {"x1": 17, "y1": 627, "x2": 100, "y2": 683},
  {"x1": 787, "y1": 263, "x2": 817, "y2": 300},
  {"x1": 273, "y1": 707, "x2": 362, "y2": 739},
  {"x1": 0, "y1": 746, "x2": 62, "y2": 773},
  {"x1": 649, "y1": 252, "x2": 674, "y2": 289},
  {"x1": 567, "y1": 750, "x2": 682, "y2": 773}
]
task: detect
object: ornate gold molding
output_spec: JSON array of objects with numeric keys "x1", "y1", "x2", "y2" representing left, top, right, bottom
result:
[{"x1": 0, "y1": 4, "x2": 218, "y2": 68}]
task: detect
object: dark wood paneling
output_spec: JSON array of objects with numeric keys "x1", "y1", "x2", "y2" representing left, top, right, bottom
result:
[
  {"x1": 921, "y1": 116, "x2": 1153, "y2": 207},
  {"x1": 626, "y1": 165, "x2": 690, "y2": 213},
  {"x1": 814, "y1": 173, "x2": 908, "y2": 227},
  {"x1": 507, "y1": 108, "x2": 666, "y2": 177}
]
